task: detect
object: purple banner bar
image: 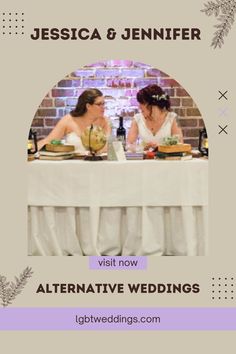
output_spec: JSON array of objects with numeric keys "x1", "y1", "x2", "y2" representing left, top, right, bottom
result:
[
  {"x1": 89, "y1": 256, "x2": 147, "y2": 270},
  {"x1": 1, "y1": 308, "x2": 236, "y2": 330}
]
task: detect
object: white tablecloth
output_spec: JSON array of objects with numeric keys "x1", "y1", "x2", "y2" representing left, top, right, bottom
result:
[{"x1": 28, "y1": 159, "x2": 208, "y2": 256}]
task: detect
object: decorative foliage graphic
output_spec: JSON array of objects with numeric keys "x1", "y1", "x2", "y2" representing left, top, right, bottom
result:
[
  {"x1": 201, "y1": 0, "x2": 236, "y2": 48},
  {"x1": 0, "y1": 267, "x2": 33, "y2": 307}
]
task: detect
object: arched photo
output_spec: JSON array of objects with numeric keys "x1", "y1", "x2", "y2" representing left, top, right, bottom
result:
[{"x1": 27, "y1": 59, "x2": 208, "y2": 256}]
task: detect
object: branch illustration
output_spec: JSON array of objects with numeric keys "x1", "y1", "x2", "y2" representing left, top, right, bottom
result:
[
  {"x1": 201, "y1": 0, "x2": 236, "y2": 48},
  {"x1": 0, "y1": 267, "x2": 33, "y2": 307},
  {"x1": 0, "y1": 276, "x2": 10, "y2": 307}
]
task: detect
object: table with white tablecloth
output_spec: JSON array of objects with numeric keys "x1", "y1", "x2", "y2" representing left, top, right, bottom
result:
[{"x1": 28, "y1": 159, "x2": 208, "y2": 256}]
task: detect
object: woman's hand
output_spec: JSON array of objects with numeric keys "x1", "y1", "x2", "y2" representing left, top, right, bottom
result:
[{"x1": 143, "y1": 142, "x2": 158, "y2": 151}]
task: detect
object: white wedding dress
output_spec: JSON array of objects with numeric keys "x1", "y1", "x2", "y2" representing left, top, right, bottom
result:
[
  {"x1": 65, "y1": 132, "x2": 87, "y2": 154},
  {"x1": 134, "y1": 111, "x2": 177, "y2": 144}
]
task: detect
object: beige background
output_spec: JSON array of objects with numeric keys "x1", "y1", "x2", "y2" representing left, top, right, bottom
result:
[{"x1": 1, "y1": 0, "x2": 236, "y2": 351}]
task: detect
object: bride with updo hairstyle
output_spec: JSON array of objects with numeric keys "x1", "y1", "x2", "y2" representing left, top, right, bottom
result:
[{"x1": 127, "y1": 84, "x2": 183, "y2": 150}]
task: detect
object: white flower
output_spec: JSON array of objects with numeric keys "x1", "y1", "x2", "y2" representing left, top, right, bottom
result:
[{"x1": 152, "y1": 94, "x2": 167, "y2": 101}]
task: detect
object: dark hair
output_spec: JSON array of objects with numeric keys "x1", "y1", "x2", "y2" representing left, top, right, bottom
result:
[
  {"x1": 70, "y1": 88, "x2": 103, "y2": 117},
  {"x1": 137, "y1": 84, "x2": 171, "y2": 110}
]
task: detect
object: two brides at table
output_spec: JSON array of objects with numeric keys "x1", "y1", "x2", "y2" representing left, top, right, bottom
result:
[{"x1": 38, "y1": 85, "x2": 183, "y2": 153}]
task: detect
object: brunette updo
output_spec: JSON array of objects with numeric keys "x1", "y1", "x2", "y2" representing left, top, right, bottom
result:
[
  {"x1": 137, "y1": 84, "x2": 171, "y2": 110},
  {"x1": 70, "y1": 88, "x2": 103, "y2": 117}
]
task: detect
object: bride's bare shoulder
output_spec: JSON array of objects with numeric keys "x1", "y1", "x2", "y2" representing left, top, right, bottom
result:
[
  {"x1": 61, "y1": 113, "x2": 73, "y2": 122},
  {"x1": 59, "y1": 114, "x2": 75, "y2": 127}
]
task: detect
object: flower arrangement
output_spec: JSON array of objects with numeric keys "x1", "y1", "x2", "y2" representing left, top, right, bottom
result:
[{"x1": 162, "y1": 135, "x2": 180, "y2": 146}]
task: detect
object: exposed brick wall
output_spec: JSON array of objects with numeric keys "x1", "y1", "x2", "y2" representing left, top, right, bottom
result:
[{"x1": 32, "y1": 60, "x2": 205, "y2": 147}]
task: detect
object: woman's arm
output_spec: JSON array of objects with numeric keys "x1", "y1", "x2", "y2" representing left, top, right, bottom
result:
[
  {"x1": 171, "y1": 116, "x2": 184, "y2": 143},
  {"x1": 103, "y1": 117, "x2": 112, "y2": 136},
  {"x1": 127, "y1": 119, "x2": 139, "y2": 144},
  {"x1": 37, "y1": 115, "x2": 69, "y2": 150},
  {"x1": 97, "y1": 117, "x2": 112, "y2": 154}
]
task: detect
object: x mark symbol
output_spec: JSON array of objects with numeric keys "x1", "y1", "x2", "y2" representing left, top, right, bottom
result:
[
  {"x1": 218, "y1": 125, "x2": 228, "y2": 134},
  {"x1": 218, "y1": 107, "x2": 228, "y2": 117},
  {"x1": 218, "y1": 90, "x2": 228, "y2": 100}
]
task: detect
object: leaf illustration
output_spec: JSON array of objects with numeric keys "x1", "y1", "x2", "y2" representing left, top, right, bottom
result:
[
  {"x1": 201, "y1": 0, "x2": 236, "y2": 48},
  {"x1": 0, "y1": 267, "x2": 33, "y2": 307}
]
